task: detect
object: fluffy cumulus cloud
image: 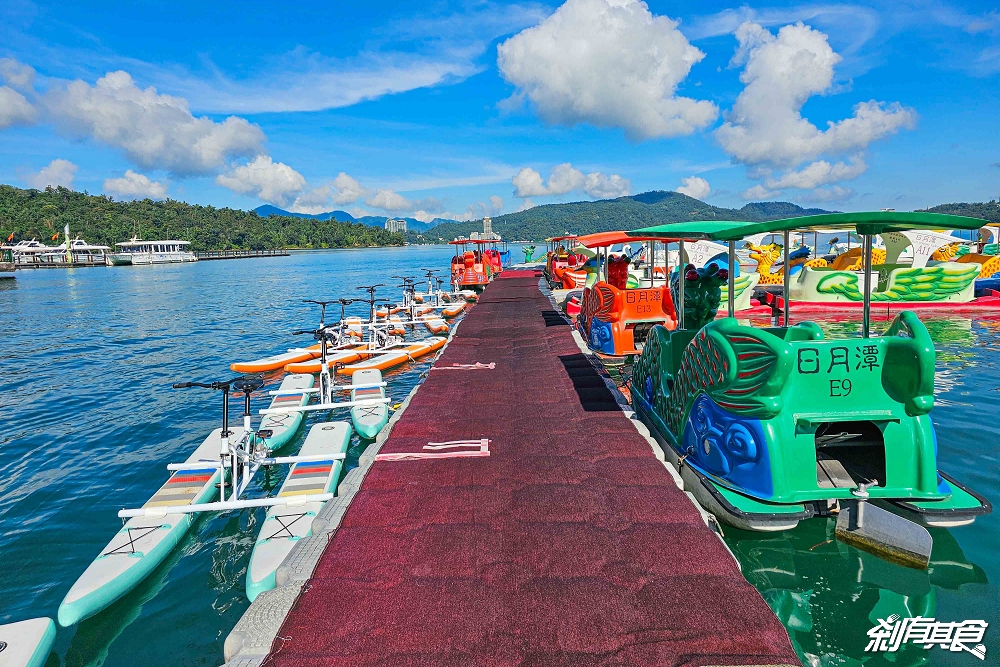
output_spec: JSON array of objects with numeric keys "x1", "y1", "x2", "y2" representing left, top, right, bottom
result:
[
  {"x1": 717, "y1": 22, "x2": 917, "y2": 200},
  {"x1": 584, "y1": 173, "x2": 631, "y2": 198},
  {"x1": 497, "y1": 0, "x2": 718, "y2": 140},
  {"x1": 740, "y1": 184, "x2": 777, "y2": 200},
  {"x1": 512, "y1": 167, "x2": 549, "y2": 198},
  {"x1": 103, "y1": 170, "x2": 168, "y2": 200},
  {"x1": 332, "y1": 172, "x2": 367, "y2": 205},
  {"x1": 0, "y1": 58, "x2": 36, "y2": 89},
  {"x1": 512, "y1": 163, "x2": 631, "y2": 199},
  {"x1": 26, "y1": 159, "x2": 77, "y2": 190},
  {"x1": 489, "y1": 195, "x2": 504, "y2": 214},
  {"x1": 0, "y1": 86, "x2": 35, "y2": 129},
  {"x1": 366, "y1": 188, "x2": 413, "y2": 211},
  {"x1": 46, "y1": 71, "x2": 265, "y2": 176},
  {"x1": 215, "y1": 155, "x2": 307, "y2": 207},
  {"x1": 0, "y1": 58, "x2": 36, "y2": 129},
  {"x1": 677, "y1": 175, "x2": 711, "y2": 200}
]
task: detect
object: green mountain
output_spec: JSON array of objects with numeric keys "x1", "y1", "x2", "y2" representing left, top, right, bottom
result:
[
  {"x1": 0, "y1": 185, "x2": 404, "y2": 250},
  {"x1": 920, "y1": 201, "x2": 1000, "y2": 222},
  {"x1": 407, "y1": 191, "x2": 834, "y2": 243}
]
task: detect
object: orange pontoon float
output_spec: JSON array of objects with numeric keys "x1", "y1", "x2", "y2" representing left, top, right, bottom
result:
[{"x1": 575, "y1": 231, "x2": 679, "y2": 358}]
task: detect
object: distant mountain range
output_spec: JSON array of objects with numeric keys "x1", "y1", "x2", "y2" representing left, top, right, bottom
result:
[
  {"x1": 253, "y1": 193, "x2": 1000, "y2": 245},
  {"x1": 407, "y1": 191, "x2": 836, "y2": 242},
  {"x1": 253, "y1": 204, "x2": 455, "y2": 233}
]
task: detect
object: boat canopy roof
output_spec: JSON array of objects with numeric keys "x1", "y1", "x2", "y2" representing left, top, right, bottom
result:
[
  {"x1": 628, "y1": 211, "x2": 989, "y2": 242},
  {"x1": 449, "y1": 238, "x2": 499, "y2": 245},
  {"x1": 116, "y1": 239, "x2": 191, "y2": 247},
  {"x1": 575, "y1": 231, "x2": 677, "y2": 248}
]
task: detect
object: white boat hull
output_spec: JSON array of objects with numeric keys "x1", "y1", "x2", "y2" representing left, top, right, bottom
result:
[
  {"x1": 245, "y1": 422, "x2": 352, "y2": 601},
  {"x1": 57, "y1": 428, "x2": 244, "y2": 626}
]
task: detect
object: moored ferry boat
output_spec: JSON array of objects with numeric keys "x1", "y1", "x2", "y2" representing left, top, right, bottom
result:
[
  {"x1": 108, "y1": 237, "x2": 198, "y2": 265},
  {"x1": 2, "y1": 237, "x2": 110, "y2": 267}
]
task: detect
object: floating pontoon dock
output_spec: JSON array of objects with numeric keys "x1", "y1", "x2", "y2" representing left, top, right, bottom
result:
[{"x1": 222, "y1": 269, "x2": 800, "y2": 667}]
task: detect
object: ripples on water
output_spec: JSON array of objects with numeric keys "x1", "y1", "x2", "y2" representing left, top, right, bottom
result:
[
  {"x1": 1, "y1": 249, "x2": 998, "y2": 667},
  {"x1": 0, "y1": 247, "x2": 463, "y2": 666}
]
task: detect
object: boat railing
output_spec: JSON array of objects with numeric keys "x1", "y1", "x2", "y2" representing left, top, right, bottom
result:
[{"x1": 194, "y1": 249, "x2": 290, "y2": 260}]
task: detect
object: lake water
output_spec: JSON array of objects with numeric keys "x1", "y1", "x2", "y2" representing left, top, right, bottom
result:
[{"x1": 1, "y1": 248, "x2": 997, "y2": 667}]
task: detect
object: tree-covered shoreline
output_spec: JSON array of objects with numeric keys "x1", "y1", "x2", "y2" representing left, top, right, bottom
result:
[{"x1": 0, "y1": 185, "x2": 405, "y2": 251}]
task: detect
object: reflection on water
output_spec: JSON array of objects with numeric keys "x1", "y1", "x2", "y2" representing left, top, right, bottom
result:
[
  {"x1": 2, "y1": 261, "x2": 997, "y2": 666},
  {"x1": 0, "y1": 247, "x2": 467, "y2": 667},
  {"x1": 619, "y1": 314, "x2": 998, "y2": 666},
  {"x1": 728, "y1": 520, "x2": 987, "y2": 667}
]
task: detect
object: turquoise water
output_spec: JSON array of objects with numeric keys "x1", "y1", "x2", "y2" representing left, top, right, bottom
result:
[
  {"x1": 1, "y1": 250, "x2": 997, "y2": 666},
  {"x1": 718, "y1": 317, "x2": 999, "y2": 667},
  {"x1": 0, "y1": 246, "x2": 468, "y2": 666}
]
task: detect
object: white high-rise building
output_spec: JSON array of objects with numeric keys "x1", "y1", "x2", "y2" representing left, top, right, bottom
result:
[
  {"x1": 385, "y1": 218, "x2": 407, "y2": 233},
  {"x1": 483, "y1": 216, "x2": 492, "y2": 236}
]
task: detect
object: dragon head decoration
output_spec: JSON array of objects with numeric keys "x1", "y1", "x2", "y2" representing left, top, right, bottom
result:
[{"x1": 671, "y1": 263, "x2": 728, "y2": 330}]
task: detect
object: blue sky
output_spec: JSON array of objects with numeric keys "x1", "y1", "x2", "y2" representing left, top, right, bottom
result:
[{"x1": 0, "y1": 0, "x2": 998, "y2": 220}]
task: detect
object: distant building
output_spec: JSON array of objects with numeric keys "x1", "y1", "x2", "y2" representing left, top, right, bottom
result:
[
  {"x1": 483, "y1": 216, "x2": 492, "y2": 236},
  {"x1": 385, "y1": 218, "x2": 407, "y2": 233}
]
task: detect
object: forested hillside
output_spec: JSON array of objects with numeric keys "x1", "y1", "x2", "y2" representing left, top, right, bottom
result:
[
  {"x1": 0, "y1": 185, "x2": 404, "y2": 251},
  {"x1": 921, "y1": 201, "x2": 1000, "y2": 222},
  {"x1": 407, "y1": 191, "x2": 833, "y2": 242}
]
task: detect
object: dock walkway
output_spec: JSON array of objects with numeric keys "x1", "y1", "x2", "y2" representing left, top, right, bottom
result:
[{"x1": 257, "y1": 271, "x2": 799, "y2": 666}]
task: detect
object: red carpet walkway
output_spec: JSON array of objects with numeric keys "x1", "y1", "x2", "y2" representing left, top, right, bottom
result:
[{"x1": 270, "y1": 273, "x2": 800, "y2": 667}]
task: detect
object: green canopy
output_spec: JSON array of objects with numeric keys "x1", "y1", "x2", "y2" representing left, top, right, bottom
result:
[{"x1": 627, "y1": 211, "x2": 989, "y2": 242}]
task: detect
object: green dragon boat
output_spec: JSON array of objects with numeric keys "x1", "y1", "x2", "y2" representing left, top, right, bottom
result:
[{"x1": 625, "y1": 213, "x2": 991, "y2": 555}]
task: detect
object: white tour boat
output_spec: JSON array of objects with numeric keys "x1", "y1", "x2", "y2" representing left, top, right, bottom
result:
[{"x1": 107, "y1": 237, "x2": 198, "y2": 265}]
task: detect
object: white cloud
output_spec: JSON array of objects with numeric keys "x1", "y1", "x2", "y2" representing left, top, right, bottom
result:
[
  {"x1": 677, "y1": 176, "x2": 711, "y2": 200},
  {"x1": 763, "y1": 156, "x2": 866, "y2": 190},
  {"x1": 0, "y1": 58, "x2": 36, "y2": 89},
  {"x1": 332, "y1": 172, "x2": 367, "y2": 205},
  {"x1": 103, "y1": 170, "x2": 168, "y2": 200},
  {"x1": 497, "y1": 0, "x2": 718, "y2": 140},
  {"x1": 546, "y1": 163, "x2": 585, "y2": 195},
  {"x1": 512, "y1": 162, "x2": 630, "y2": 199},
  {"x1": 717, "y1": 21, "x2": 917, "y2": 195},
  {"x1": 516, "y1": 198, "x2": 536, "y2": 212},
  {"x1": 45, "y1": 70, "x2": 265, "y2": 176},
  {"x1": 801, "y1": 185, "x2": 855, "y2": 203},
  {"x1": 512, "y1": 167, "x2": 549, "y2": 197},
  {"x1": 717, "y1": 22, "x2": 916, "y2": 167},
  {"x1": 584, "y1": 172, "x2": 631, "y2": 198},
  {"x1": 286, "y1": 185, "x2": 335, "y2": 215},
  {"x1": 0, "y1": 86, "x2": 35, "y2": 129},
  {"x1": 741, "y1": 184, "x2": 778, "y2": 200},
  {"x1": 489, "y1": 195, "x2": 504, "y2": 214},
  {"x1": 26, "y1": 159, "x2": 77, "y2": 190},
  {"x1": 215, "y1": 155, "x2": 306, "y2": 207},
  {"x1": 366, "y1": 188, "x2": 412, "y2": 211}
]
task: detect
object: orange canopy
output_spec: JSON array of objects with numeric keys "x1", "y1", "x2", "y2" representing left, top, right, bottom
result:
[{"x1": 575, "y1": 231, "x2": 678, "y2": 248}]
